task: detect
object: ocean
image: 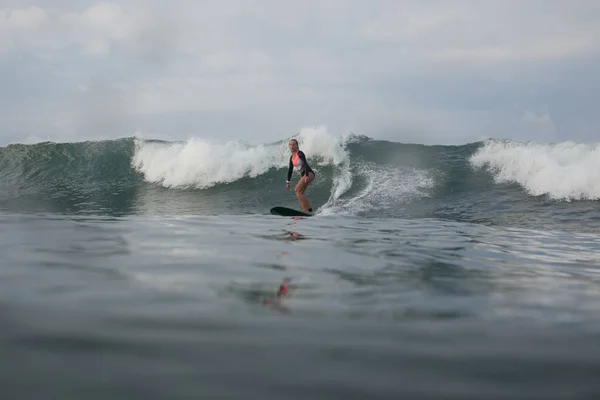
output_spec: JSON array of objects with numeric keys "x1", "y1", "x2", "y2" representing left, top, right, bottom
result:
[{"x1": 1, "y1": 129, "x2": 600, "y2": 399}]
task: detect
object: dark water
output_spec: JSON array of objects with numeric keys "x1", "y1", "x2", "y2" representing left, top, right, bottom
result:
[{"x1": 1, "y1": 133, "x2": 600, "y2": 399}]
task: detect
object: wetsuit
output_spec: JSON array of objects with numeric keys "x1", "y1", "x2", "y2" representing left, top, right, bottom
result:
[{"x1": 286, "y1": 151, "x2": 314, "y2": 182}]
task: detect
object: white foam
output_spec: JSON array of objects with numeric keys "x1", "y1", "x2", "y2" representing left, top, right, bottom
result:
[
  {"x1": 469, "y1": 139, "x2": 600, "y2": 201},
  {"x1": 295, "y1": 126, "x2": 355, "y2": 206},
  {"x1": 131, "y1": 126, "x2": 350, "y2": 188},
  {"x1": 294, "y1": 126, "x2": 350, "y2": 165},
  {"x1": 319, "y1": 162, "x2": 435, "y2": 216},
  {"x1": 132, "y1": 137, "x2": 283, "y2": 188}
]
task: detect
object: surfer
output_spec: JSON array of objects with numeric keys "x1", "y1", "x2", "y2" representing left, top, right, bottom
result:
[{"x1": 286, "y1": 139, "x2": 315, "y2": 213}]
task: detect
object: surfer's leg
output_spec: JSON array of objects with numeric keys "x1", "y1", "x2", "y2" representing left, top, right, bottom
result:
[
  {"x1": 295, "y1": 191, "x2": 311, "y2": 212},
  {"x1": 294, "y1": 172, "x2": 314, "y2": 212}
]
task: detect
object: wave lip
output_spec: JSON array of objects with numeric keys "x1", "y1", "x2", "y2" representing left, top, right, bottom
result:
[
  {"x1": 469, "y1": 139, "x2": 600, "y2": 201},
  {"x1": 131, "y1": 137, "x2": 282, "y2": 189}
]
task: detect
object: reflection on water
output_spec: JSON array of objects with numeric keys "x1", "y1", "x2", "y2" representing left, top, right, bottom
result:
[{"x1": 2, "y1": 213, "x2": 600, "y2": 399}]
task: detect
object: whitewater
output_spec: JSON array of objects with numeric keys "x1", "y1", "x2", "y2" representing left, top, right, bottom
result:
[{"x1": 1, "y1": 128, "x2": 600, "y2": 399}]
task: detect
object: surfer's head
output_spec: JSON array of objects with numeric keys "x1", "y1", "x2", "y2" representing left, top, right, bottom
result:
[{"x1": 288, "y1": 139, "x2": 299, "y2": 153}]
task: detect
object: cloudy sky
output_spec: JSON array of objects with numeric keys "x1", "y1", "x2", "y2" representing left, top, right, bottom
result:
[{"x1": 1, "y1": 0, "x2": 599, "y2": 145}]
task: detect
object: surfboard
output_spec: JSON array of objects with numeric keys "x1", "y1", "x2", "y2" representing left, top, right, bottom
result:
[{"x1": 270, "y1": 206, "x2": 313, "y2": 217}]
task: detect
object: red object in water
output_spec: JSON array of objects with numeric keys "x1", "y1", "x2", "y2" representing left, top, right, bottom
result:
[
  {"x1": 277, "y1": 283, "x2": 289, "y2": 297},
  {"x1": 263, "y1": 278, "x2": 291, "y2": 307}
]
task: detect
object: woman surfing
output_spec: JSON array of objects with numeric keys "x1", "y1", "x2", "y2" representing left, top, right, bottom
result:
[{"x1": 286, "y1": 139, "x2": 315, "y2": 213}]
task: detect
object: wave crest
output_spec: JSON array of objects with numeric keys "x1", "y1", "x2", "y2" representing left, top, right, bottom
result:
[{"x1": 469, "y1": 139, "x2": 600, "y2": 201}]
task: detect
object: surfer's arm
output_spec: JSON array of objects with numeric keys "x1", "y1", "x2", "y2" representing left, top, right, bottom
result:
[
  {"x1": 286, "y1": 156, "x2": 293, "y2": 182},
  {"x1": 297, "y1": 151, "x2": 308, "y2": 176}
]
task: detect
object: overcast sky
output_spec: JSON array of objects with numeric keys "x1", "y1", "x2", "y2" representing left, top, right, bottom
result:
[{"x1": 1, "y1": 0, "x2": 599, "y2": 145}]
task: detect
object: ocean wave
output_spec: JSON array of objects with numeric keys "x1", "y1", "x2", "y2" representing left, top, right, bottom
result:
[{"x1": 0, "y1": 132, "x2": 597, "y2": 227}]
